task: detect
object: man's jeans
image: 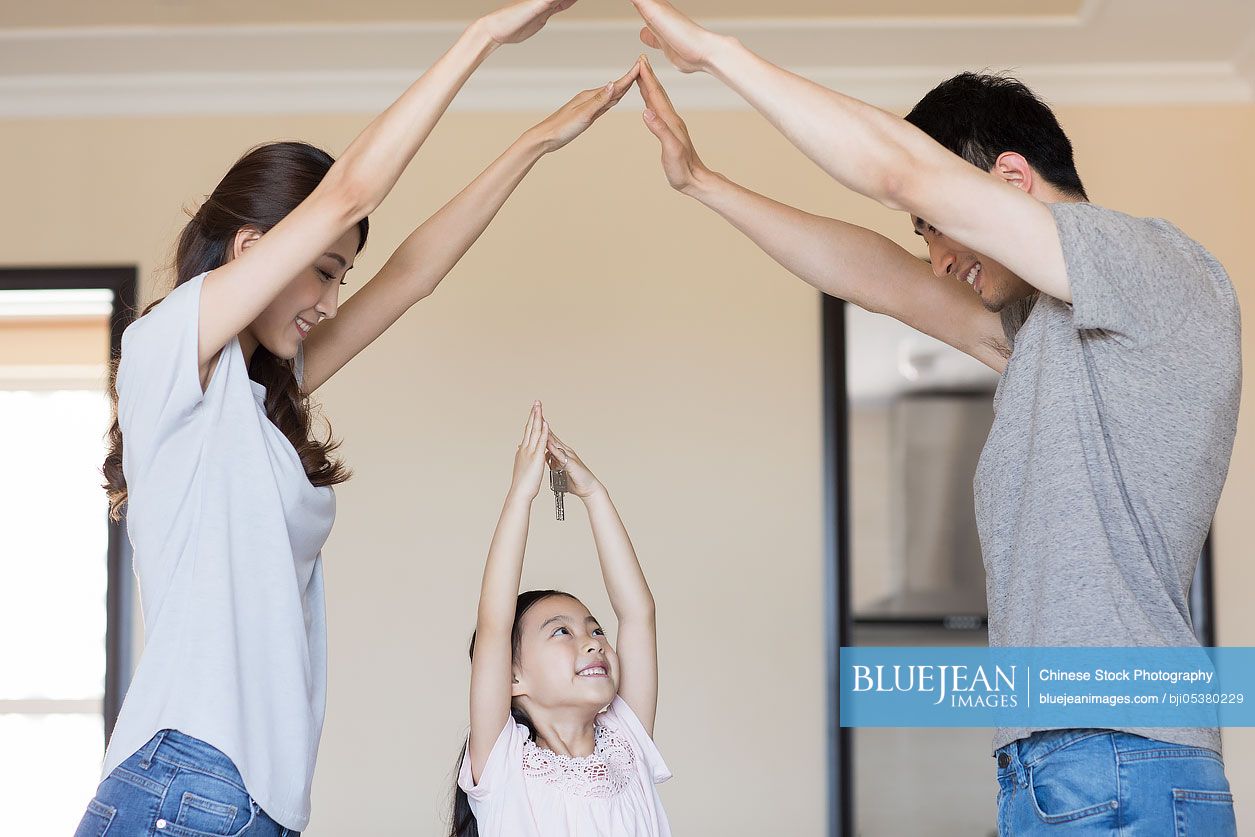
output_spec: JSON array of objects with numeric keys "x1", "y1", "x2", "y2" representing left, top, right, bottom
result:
[{"x1": 995, "y1": 728, "x2": 1236, "y2": 835}]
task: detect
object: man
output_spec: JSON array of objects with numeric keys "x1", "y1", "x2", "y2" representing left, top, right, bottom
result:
[{"x1": 626, "y1": 0, "x2": 1241, "y2": 832}]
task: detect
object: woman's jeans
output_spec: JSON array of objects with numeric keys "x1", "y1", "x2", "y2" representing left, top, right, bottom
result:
[
  {"x1": 74, "y1": 730, "x2": 298, "y2": 837},
  {"x1": 996, "y1": 728, "x2": 1236, "y2": 835}
]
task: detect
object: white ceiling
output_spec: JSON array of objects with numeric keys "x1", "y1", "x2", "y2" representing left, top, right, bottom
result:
[{"x1": 2, "y1": 0, "x2": 1253, "y2": 116}]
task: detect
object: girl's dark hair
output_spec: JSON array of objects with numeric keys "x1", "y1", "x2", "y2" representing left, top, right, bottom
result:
[
  {"x1": 102, "y1": 141, "x2": 370, "y2": 520},
  {"x1": 905, "y1": 71, "x2": 1089, "y2": 200},
  {"x1": 451, "y1": 589, "x2": 574, "y2": 837}
]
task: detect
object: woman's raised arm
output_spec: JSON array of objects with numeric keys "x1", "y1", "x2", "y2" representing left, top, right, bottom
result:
[{"x1": 194, "y1": 1, "x2": 581, "y2": 386}]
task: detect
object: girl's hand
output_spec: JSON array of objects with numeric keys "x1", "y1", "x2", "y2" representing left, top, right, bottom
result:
[
  {"x1": 545, "y1": 429, "x2": 605, "y2": 500},
  {"x1": 478, "y1": 0, "x2": 578, "y2": 47},
  {"x1": 529, "y1": 61, "x2": 642, "y2": 153},
  {"x1": 509, "y1": 402, "x2": 551, "y2": 502},
  {"x1": 636, "y1": 57, "x2": 710, "y2": 193},
  {"x1": 628, "y1": 0, "x2": 726, "y2": 74}
]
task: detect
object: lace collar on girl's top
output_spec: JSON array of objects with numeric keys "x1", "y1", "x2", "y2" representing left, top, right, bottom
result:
[{"x1": 520, "y1": 716, "x2": 637, "y2": 799}]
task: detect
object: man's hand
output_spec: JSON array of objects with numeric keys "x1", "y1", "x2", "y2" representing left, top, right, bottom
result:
[
  {"x1": 628, "y1": 0, "x2": 729, "y2": 74},
  {"x1": 636, "y1": 56, "x2": 711, "y2": 194}
]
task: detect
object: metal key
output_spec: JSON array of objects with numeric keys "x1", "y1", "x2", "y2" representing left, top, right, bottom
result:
[{"x1": 550, "y1": 466, "x2": 568, "y2": 521}]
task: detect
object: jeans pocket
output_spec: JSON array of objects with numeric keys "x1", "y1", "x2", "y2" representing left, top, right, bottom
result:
[
  {"x1": 153, "y1": 769, "x2": 256, "y2": 837},
  {"x1": 1172, "y1": 789, "x2": 1236, "y2": 837},
  {"x1": 73, "y1": 799, "x2": 117, "y2": 837},
  {"x1": 1026, "y1": 735, "x2": 1120, "y2": 825}
]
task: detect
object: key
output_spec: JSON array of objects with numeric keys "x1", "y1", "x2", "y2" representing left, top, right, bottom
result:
[{"x1": 550, "y1": 466, "x2": 568, "y2": 521}]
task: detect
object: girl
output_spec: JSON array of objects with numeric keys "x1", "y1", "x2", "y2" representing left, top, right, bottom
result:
[
  {"x1": 77, "y1": 1, "x2": 642, "y2": 832},
  {"x1": 454, "y1": 403, "x2": 671, "y2": 836}
]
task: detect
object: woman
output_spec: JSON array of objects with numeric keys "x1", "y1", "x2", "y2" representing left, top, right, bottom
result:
[{"x1": 77, "y1": 2, "x2": 640, "y2": 832}]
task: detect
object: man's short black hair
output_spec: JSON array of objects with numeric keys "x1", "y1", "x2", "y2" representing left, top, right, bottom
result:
[{"x1": 904, "y1": 72, "x2": 1088, "y2": 200}]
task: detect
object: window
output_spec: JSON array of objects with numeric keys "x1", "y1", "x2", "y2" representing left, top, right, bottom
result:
[{"x1": 0, "y1": 271, "x2": 136, "y2": 833}]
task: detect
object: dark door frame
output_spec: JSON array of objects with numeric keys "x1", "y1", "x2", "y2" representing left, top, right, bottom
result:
[
  {"x1": 0, "y1": 265, "x2": 138, "y2": 745},
  {"x1": 821, "y1": 294, "x2": 854, "y2": 837}
]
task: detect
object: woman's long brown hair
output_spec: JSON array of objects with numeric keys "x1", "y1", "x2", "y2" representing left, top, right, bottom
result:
[{"x1": 103, "y1": 141, "x2": 369, "y2": 520}]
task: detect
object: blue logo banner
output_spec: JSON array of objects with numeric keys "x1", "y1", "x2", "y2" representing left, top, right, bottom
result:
[{"x1": 839, "y1": 647, "x2": 1254, "y2": 728}]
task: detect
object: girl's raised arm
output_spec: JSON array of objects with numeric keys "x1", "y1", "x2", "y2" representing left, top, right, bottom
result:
[
  {"x1": 547, "y1": 431, "x2": 659, "y2": 735},
  {"x1": 194, "y1": 0, "x2": 580, "y2": 388},
  {"x1": 468, "y1": 402, "x2": 550, "y2": 783}
]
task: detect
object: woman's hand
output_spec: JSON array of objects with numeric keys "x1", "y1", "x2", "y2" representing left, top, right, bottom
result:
[
  {"x1": 509, "y1": 402, "x2": 551, "y2": 502},
  {"x1": 636, "y1": 56, "x2": 711, "y2": 193},
  {"x1": 528, "y1": 60, "x2": 642, "y2": 153},
  {"x1": 628, "y1": 0, "x2": 728, "y2": 74},
  {"x1": 545, "y1": 428, "x2": 605, "y2": 500},
  {"x1": 477, "y1": 0, "x2": 578, "y2": 47}
]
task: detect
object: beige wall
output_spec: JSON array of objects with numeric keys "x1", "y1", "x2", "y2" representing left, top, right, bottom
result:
[{"x1": 1, "y1": 101, "x2": 1250, "y2": 834}]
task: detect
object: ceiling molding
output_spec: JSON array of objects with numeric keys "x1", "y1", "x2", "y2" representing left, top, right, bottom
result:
[
  {"x1": 1236, "y1": 31, "x2": 1255, "y2": 93},
  {"x1": 0, "y1": 17, "x2": 1092, "y2": 39},
  {"x1": 0, "y1": 0, "x2": 1105, "y2": 35},
  {"x1": 2, "y1": 2, "x2": 1252, "y2": 118},
  {"x1": 2, "y1": 62, "x2": 1249, "y2": 120}
]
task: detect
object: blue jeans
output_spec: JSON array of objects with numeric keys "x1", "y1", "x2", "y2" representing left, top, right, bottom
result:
[
  {"x1": 74, "y1": 730, "x2": 298, "y2": 837},
  {"x1": 995, "y1": 728, "x2": 1236, "y2": 835}
]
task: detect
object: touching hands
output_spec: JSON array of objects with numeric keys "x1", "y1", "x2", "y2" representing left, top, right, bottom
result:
[
  {"x1": 530, "y1": 60, "x2": 644, "y2": 153},
  {"x1": 478, "y1": 0, "x2": 579, "y2": 47},
  {"x1": 628, "y1": 0, "x2": 727, "y2": 74},
  {"x1": 509, "y1": 402, "x2": 551, "y2": 502},
  {"x1": 477, "y1": 0, "x2": 724, "y2": 188},
  {"x1": 506, "y1": 405, "x2": 605, "y2": 505},
  {"x1": 635, "y1": 56, "x2": 710, "y2": 193}
]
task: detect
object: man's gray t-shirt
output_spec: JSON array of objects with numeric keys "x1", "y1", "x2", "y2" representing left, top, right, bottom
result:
[{"x1": 975, "y1": 202, "x2": 1241, "y2": 756}]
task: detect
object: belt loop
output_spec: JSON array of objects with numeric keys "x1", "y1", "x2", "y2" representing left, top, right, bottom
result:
[
  {"x1": 1014, "y1": 740, "x2": 1029, "y2": 788},
  {"x1": 138, "y1": 730, "x2": 169, "y2": 769}
]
